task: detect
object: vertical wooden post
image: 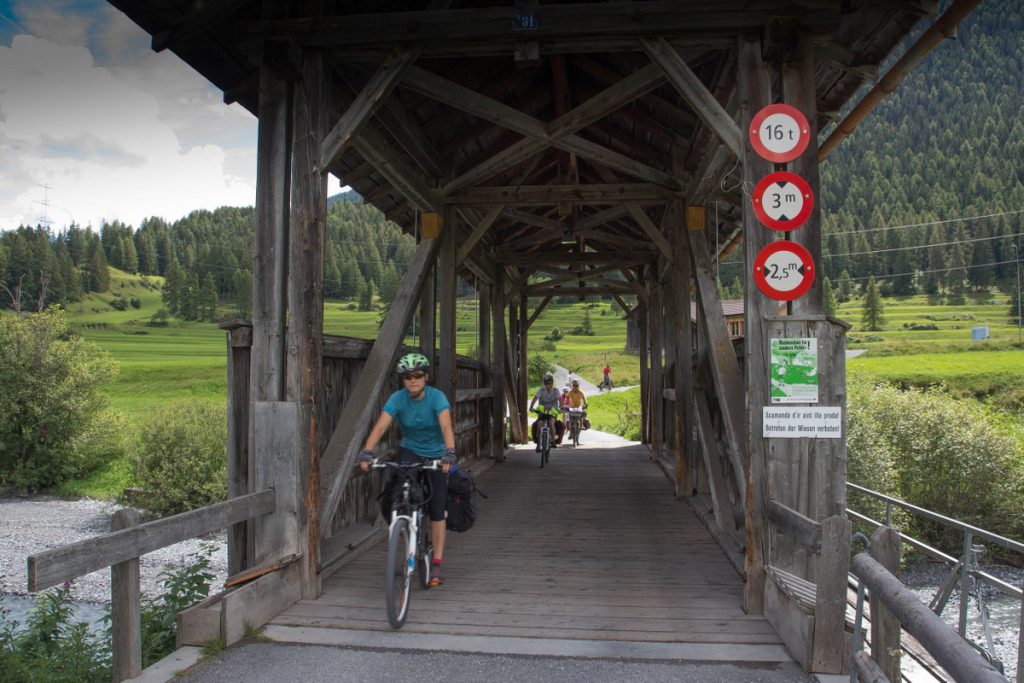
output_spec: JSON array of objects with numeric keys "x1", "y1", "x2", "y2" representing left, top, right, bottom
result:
[
  {"x1": 638, "y1": 302, "x2": 650, "y2": 443},
  {"x1": 738, "y1": 30, "x2": 775, "y2": 615},
  {"x1": 251, "y1": 48, "x2": 292, "y2": 567},
  {"x1": 783, "y1": 33, "x2": 823, "y2": 316},
  {"x1": 649, "y1": 270, "x2": 664, "y2": 462},
  {"x1": 491, "y1": 268, "x2": 507, "y2": 459},
  {"x1": 111, "y1": 509, "x2": 141, "y2": 683},
  {"x1": 287, "y1": 47, "x2": 327, "y2": 599},
  {"x1": 478, "y1": 280, "x2": 492, "y2": 459},
  {"x1": 811, "y1": 515, "x2": 853, "y2": 672},
  {"x1": 419, "y1": 264, "x2": 436, "y2": 364},
  {"x1": 438, "y1": 207, "x2": 458, "y2": 408},
  {"x1": 224, "y1": 323, "x2": 253, "y2": 575},
  {"x1": 671, "y1": 198, "x2": 695, "y2": 496},
  {"x1": 870, "y1": 526, "x2": 902, "y2": 681},
  {"x1": 518, "y1": 294, "x2": 529, "y2": 436}
]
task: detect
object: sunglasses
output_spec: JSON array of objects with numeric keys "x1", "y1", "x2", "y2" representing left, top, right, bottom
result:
[
  {"x1": 544, "y1": 380, "x2": 553, "y2": 384},
  {"x1": 402, "y1": 371, "x2": 426, "y2": 380}
]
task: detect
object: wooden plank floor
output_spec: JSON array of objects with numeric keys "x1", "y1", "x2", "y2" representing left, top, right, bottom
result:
[{"x1": 269, "y1": 441, "x2": 793, "y2": 663}]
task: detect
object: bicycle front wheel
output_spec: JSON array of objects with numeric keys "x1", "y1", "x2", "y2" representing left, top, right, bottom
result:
[
  {"x1": 385, "y1": 518, "x2": 413, "y2": 628},
  {"x1": 417, "y1": 519, "x2": 434, "y2": 590},
  {"x1": 571, "y1": 419, "x2": 580, "y2": 446},
  {"x1": 539, "y1": 429, "x2": 548, "y2": 468}
]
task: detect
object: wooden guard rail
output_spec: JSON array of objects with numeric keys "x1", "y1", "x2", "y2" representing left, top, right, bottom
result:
[
  {"x1": 27, "y1": 490, "x2": 275, "y2": 682},
  {"x1": 851, "y1": 550, "x2": 1008, "y2": 682}
]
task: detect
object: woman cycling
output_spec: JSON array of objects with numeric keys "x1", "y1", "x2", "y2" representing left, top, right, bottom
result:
[
  {"x1": 528, "y1": 373, "x2": 564, "y2": 448},
  {"x1": 358, "y1": 353, "x2": 456, "y2": 586}
]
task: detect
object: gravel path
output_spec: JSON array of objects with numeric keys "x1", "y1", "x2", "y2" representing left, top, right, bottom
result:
[{"x1": 0, "y1": 496, "x2": 227, "y2": 605}]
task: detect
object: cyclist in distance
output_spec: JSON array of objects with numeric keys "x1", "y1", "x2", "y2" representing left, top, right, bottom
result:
[
  {"x1": 358, "y1": 353, "x2": 456, "y2": 586},
  {"x1": 559, "y1": 385, "x2": 571, "y2": 431},
  {"x1": 568, "y1": 378, "x2": 587, "y2": 423},
  {"x1": 529, "y1": 373, "x2": 564, "y2": 449}
]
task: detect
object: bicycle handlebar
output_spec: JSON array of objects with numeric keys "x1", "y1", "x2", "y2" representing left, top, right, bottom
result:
[{"x1": 370, "y1": 458, "x2": 442, "y2": 471}]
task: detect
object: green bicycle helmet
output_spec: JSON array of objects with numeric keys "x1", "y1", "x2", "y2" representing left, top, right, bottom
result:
[{"x1": 396, "y1": 352, "x2": 430, "y2": 376}]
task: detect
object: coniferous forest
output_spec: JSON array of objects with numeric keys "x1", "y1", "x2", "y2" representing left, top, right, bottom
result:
[{"x1": 0, "y1": 0, "x2": 1021, "y2": 315}]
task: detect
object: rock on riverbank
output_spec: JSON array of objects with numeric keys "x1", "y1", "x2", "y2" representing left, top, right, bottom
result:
[{"x1": 0, "y1": 496, "x2": 227, "y2": 605}]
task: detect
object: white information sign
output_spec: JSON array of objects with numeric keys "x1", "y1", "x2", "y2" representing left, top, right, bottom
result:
[{"x1": 763, "y1": 406, "x2": 842, "y2": 439}]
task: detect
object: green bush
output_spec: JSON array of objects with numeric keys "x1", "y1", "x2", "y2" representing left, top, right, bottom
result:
[
  {"x1": 136, "y1": 401, "x2": 227, "y2": 515},
  {"x1": 0, "y1": 309, "x2": 118, "y2": 492},
  {"x1": 0, "y1": 584, "x2": 110, "y2": 683},
  {"x1": 0, "y1": 546, "x2": 216, "y2": 680},
  {"x1": 847, "y1": 379, "x2": 1024, "y2": 552},
  {"x1": 527, "y1": 354, "x2": 555, "y2": 386}
]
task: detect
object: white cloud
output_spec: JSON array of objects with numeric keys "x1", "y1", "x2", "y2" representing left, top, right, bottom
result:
[{"x1": 0, "y1": 2, "x2": 258, "y2": 231}]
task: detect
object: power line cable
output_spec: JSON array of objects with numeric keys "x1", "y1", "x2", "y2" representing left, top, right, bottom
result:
[
  {"x1": 827, "y1": 207, "x2": 1024, "y2": 237},
  {"x1": 824, "y1": 231, "x2": 1024, "y2": 258}
]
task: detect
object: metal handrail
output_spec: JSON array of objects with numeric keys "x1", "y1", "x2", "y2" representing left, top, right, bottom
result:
[{"x1": 847, "y1": 482, "x2": 1023, "y2": 678}]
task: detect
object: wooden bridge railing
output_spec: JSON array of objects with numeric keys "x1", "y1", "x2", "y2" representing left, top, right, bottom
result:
[
  {"x1": 849, "y1": 483, "x2": 1024, "y2": 681},
  {"x1": 26, "y1": 490, "x2": 276, "y2": 682}
]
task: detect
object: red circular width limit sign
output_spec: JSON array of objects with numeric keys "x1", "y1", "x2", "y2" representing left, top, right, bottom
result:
[
  {"x1": 749, "y1": 104, "x2": 811, "y2": 163},
  {"x1": 752, "y1": 171, "x2": 814, "y2": 231},
  {"x1": 753, "y1": 241, "x2": 815, "y2": 301}
]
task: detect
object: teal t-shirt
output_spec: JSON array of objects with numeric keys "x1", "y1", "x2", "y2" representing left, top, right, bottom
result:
[{"x1": 382, "y1": 386, "x2": 450, "y2": 458}]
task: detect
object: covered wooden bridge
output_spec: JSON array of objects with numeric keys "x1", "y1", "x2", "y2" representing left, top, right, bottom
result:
[{"x1": 106, "y1": 0, "x2": 985, "y2": 677}]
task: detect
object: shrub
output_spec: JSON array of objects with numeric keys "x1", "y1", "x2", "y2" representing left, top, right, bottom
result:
[
  {"x1": 129, "y1": 297, "x2": 142, "y2": 309},
  {"x1": 0, "y1": 309, "x2": 118, "y2": 492},
  {"x1": 527, "y1": 354, "x2": 555, "y2": 386},
  {"x1": 147, "y1": 309, "x2": 171, "y2": 327},
  {"x1": 139, "y1": 544, "x2": 216, "y2": 666},
  {"x1": 847, "y1": 380, "x2": 1024, "y2": 552},
  {"x1": 108, "y1": 298, "x2": 127, "y2": 311},
  {"x1": 901, "y1": 322, "x2": 938, "y2": 330},
  {"x1": 0, "y1": 583, "x2": 110, "y2": 683},
  {"x1": 136, "y1": 401, "x2": 227, "y2": 515},
  {"x1": 545, "y1": 327, "x2": 563, "y2": 341}
]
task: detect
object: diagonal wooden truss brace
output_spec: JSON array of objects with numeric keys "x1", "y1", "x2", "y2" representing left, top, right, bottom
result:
[
  {"x1": 641, "y1": 37, "x2": 742, "y2": 157},
  {"x1": 402, "y1": 65, "x2": 681, "y2": 191}
]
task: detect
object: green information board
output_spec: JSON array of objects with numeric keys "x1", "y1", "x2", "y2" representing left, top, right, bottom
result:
[{"x1": 770, "y1": 337, "x2": 818, "y2": 404}]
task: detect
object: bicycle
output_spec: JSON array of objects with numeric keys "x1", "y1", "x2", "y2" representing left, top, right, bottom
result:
[
  {"x1": 532, "y1": 407, "x2": 557, "y2": 467},
  {"x1": 598, "y1": 376, "x2": 613, "y2": 392},
  {"x1": 567, "y1": 407, "x2": 584, "y2": 447},
  {"x1": 371, "y1": 457, "x2": 441, "y2": 629}
]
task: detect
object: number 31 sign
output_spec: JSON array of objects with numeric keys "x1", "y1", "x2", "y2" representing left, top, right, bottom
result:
[{"x1": 750, "y1": 104, "x2": 810, "y2": 163}]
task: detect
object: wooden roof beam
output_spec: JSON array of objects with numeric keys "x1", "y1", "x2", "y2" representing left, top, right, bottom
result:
[
  {"x1": 641, "y1": 37, "x2": 742, "y2": 156},
  {"x1": 152, "y1": 0, "x2": 248, "y2": 52},
  {"x1": 320, "y1": 47, "x2": 420, "y2": 173},
  {"x1": 402, "y1": 66, "x2": 682, "y2": 190},
  {"x1": 448, "y1": 183, "x2": 680, "y2": 206},
  {"x1": 351, "y1": 125, "x2": 440, "y2": 212},
  {"x1": 496, "y1": 251, "x2": 658, "y2": 266}
]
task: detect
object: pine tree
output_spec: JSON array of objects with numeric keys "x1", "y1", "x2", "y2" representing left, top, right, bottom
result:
[
  {"x1": 86, "y1": 241, "x2": 109, "y2": 292},
  {"x1": 837, "y1": 270, "x2": 854, "y2": 302},
  {"x1": 162, "y1": 259, "x2": 184, "y2": 314},
  {"x1": 358, "y1": 280, "x2": 375, "y2": 311},
  {"x1": 861, "y1": 276, "x2": 885, "y2": 331},
  {"x1": 200, "y1": 273, "x2": 218, "y2": 321},
  {"x1": 823, "y1": 277, "x2": 838, "y2": 318},
  {"x1": 234, "y1": 269, "x2": 252, "y2": 319}
]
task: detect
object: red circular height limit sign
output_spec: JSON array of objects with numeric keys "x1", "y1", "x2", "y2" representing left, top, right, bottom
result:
[
  {"x1": 753, "y1": 241, "x2": 815, "y2": 301},
  {"x1": 752, "y1": 171, "x2": 814, "y2": 231},
  {"x1": 750, "y1": 104, "x2": 810, "y2": 163}
]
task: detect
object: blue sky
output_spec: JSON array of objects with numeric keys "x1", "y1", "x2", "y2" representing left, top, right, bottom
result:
[{"x1": 0, "y1": 0, "x2": 341, "y2": 231}]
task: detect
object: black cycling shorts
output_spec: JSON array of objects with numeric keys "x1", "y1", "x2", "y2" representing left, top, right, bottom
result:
[{"x1": 396, "y1": 447, "x2": 448, "y2": 522}]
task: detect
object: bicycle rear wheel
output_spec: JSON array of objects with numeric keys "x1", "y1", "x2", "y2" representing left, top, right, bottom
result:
[{"x1": 385, "y1": 518, "x2": 412, "y2": 628}]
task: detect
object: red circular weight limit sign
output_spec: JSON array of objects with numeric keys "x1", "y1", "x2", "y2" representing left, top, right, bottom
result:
[
  {"x1": 752, "y1": 171, "x2": 814, "y2": 231},
  {"x1": 753, "y1": 241, "x2": 815, "y2": 301},
  {"x1": 749, "y1": 104, "x2": 810, "y2": 163}
]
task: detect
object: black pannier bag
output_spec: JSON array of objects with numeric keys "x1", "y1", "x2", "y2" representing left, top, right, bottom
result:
[{"x1": 445, "y1": 464, "x2": 480, "y2": 532}]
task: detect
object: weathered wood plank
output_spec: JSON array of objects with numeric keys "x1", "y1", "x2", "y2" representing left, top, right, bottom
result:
[
  {"x1": 222, "y1": 561, "x2": 302, "y2": 646},
  {"x1": 694, "y1": 391, "x2": 738, "y2": 532},
  {"x1": 28, "y1": 491, "x2": 275, "y2": 592},
  {"x1": 450, "y1": 183, "x2": 680, "y2": 206},
  {"x1": 455, "y1": 204, "x2": 503, "y2": 266},
  {"x1": 289, "y1": 444, "x2": 778, "y2": 651},
  {"x1": 811, "y1": 515, "x2": 852, "y2": 673}
]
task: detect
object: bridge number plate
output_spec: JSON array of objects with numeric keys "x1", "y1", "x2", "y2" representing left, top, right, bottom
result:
[
  {"x1": 752, "y1": 171, "x2": 814, "y2": 231},
  {"x1": 753, "y1": 241, "x2": 815, "y2": 301},
  {"x1": 750, "y1": 104, "x2": 810, "y2": 163}
]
